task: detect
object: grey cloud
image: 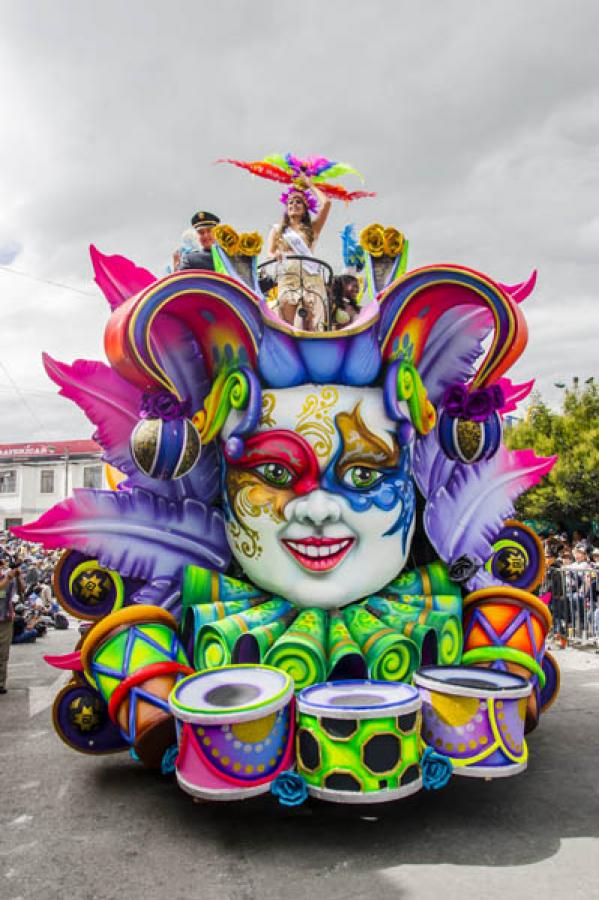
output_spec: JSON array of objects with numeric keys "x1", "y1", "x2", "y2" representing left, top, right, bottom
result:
[{"x1": 0, "y1": 0, "x2": 597, "y2": 440}]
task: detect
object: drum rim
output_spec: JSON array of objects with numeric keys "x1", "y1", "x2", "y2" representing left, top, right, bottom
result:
[
  {"x1": 463, "y1": 586, "x2": 552, "y2": 629},
  {"x1": 306, "y1": 775, "x2": 422, "y2": 804},
  {"x1": 413, "y1": 665, "x2": 532, "y2": 699},
  {"x1": 297, "y1": 678, "x2": 421, "y2": 719},
  {"x1": 168, "y1": 664, "x2": 294, "y2": 723},
  {"x1": 80, "y1": 604, "x2": 178, "y2": 681}
]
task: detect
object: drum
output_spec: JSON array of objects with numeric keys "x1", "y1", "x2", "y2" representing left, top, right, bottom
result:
[
  {"x1": 414, "y1": 665, "x2": 531, "y2": 778},
  {"x1": 80, "y1": 606, "x2": 193, "y2": 768},
  {"x1": 461, "y1": 586, "x2": 552, "y2": 733},
  {"x1": 169, "y1": 665, "x2": 295, "y2": 801},
  {"x1": 296, "y1": 680, "x2": 422, "y2": 804}
]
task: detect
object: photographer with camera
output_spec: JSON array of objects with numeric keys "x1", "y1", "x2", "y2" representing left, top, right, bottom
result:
[{"x1": 0, "y1": 555, "x2": 25, "y2": 694}]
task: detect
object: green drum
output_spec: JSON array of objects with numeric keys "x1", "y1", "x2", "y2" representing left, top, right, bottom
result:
[{"x1": 296, "y1": 680, "x2": 422, "y2": 804}]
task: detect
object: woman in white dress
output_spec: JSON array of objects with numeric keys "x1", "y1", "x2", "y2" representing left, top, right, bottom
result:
[{"x1": 267, "y1": 176, "x2": 331, "y2": 330}]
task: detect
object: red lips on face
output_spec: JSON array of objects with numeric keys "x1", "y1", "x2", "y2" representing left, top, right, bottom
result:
[{"x1": 281, "y1": 536, "x2": 355, "y2": 572}]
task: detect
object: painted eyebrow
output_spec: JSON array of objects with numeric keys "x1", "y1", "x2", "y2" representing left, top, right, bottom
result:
[{"x1": 334, "y1": 404, "x2": 399, "y2": 475}]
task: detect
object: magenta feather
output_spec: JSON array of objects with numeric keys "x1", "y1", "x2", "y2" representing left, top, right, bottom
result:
[
  {"x1": 43, "y1": 353, "x2": 141, "y2": 477},
  {"x1": 90, "y1": 244, "x2": 155, "y2": 310},
  {"x1": 12, "y1": 488, "x2": 230, "y2": 581},
  {"x1": 497, "y1": 377, "x2": 535, "y2": 414},
  {"x1": 424, "y1": 447, "x2": 556, "y2": 567},
  {"x1": 497, "y1": 270, "x2": 537, "y2": 304}
]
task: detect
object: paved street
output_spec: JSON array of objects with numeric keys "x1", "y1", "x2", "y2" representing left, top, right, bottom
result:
[{"x1": 1, "y1": 627, "x2": 598, "y2": 900}]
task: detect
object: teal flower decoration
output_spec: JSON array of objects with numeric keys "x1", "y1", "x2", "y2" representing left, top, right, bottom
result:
[
  {"x1": 271, "y1": 770, "x2": 308, "y2": 807},
  {"x1": 161, "y1": 744, "x2": 179, "y2": 775},
  {"x1": 422, "y1": 746, "x2": 452, "y2": 790}
]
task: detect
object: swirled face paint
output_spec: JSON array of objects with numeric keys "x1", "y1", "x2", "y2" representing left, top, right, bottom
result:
[{"x1": 222, "y1": 385, "x2": 415, "y2": 609}]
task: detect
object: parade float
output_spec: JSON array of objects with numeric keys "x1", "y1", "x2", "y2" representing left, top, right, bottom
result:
[{"x1": 17, "y1": 154, "x2": 560, "y2": 806}]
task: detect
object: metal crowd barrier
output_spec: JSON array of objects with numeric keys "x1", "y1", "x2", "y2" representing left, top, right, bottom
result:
[{"x1": 542, "y1": 565, "x2": 599, "y2": 642}]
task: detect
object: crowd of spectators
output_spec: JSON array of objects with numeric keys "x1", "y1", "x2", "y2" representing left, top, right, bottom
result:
[
  {"x1": 542, "y1": 530, "x2": 599, "y2": 638},
  {"x1": 0, "y1": 534, "x2": 68, "y2": 695}
]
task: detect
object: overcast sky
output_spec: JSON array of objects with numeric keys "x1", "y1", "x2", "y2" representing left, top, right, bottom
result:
[{"x1": 1, "y1": 0, "x2": 597, "y2": 442}]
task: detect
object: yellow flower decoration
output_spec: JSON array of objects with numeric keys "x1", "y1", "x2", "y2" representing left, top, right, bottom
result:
[
  {"x1": 359, "y1": 223, "x2": 385, "y2": 258},
  {"x1": 239, "y1": 231, "x2": 263, "y2": 257},
  {"x1": 214, "y1": 224, "x2": 240, "y2": 256},
  {"x1": 383, "y1": 226, "x2": 404, "y2": 257}
]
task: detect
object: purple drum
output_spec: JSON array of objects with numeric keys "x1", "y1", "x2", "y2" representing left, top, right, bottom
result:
[{"x1": 413, "y1": 666, "x2": 532, "y2": 778}]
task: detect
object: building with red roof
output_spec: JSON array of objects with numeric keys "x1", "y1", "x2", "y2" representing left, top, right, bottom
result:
[{"x1": 0, "y1": 440, "x2": 107, "y2": 529}]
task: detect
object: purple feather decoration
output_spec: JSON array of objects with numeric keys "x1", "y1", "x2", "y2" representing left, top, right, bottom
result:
[
  {"x1": 424, "y1": 447, "x2": 556, "y2": 567},
  {"x1": 12, "y1": 487, "x2": 230, "y2": 580},
  {"x1": 132, "y1": 578, "x2": 182, "y2": 617},
  {"x1": 464, "y1": 568, "x2": 503, "y2": 592},
  {"x1": 150, "y1": 313, "x2": 212, "y2": 412},
  {"x1": 90, "y1": 245, "x2": 155, "y2": 310},
  {"x1": 413, "y1": 431, "x2": 456, "y2": 498},
  {"x1": 418, "y1": 305, "x2": 492, "y2": 404}
]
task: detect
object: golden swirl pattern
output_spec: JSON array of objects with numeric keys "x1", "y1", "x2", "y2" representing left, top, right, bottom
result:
[{"x1": 296, "y1": 386, "x2": 339, "y2": 460}]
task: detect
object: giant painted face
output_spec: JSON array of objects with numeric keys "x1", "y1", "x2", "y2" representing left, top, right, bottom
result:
[{"x1": 221, "y1": 385, "x2": 416, "y2": 609}]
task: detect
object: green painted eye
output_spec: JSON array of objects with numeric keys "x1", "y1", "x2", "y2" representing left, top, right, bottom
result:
[
  {"x1": 255, "y1": 463, "x2": 294, "y2": 487},
  {"x1": 343, "y1": 466, "x2": 384, "y2": 490}
]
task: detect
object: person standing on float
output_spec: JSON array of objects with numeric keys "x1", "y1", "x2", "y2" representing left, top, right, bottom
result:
[{"x1": 267, "y1": 176, "x2": 331, "y2": 330}]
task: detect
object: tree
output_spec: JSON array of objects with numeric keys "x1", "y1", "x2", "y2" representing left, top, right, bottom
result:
[{"x1": 504, "y1": 381, "x2": 599, "y2": 529}]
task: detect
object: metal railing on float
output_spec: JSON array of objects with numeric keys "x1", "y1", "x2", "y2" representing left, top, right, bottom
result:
[
  {"x1": 542, "y1": 566, "x2": 599, "y2": 643},
  {"x1": 258, "y1": 255, "x2": 335, "y2": 332}
]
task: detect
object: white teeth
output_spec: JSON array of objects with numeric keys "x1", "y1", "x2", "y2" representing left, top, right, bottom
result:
[{"x1": 286, "y1": 539, "x2": 351, "y2": 559}]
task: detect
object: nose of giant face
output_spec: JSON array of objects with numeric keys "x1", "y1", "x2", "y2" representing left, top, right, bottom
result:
[{"x1": 288, "y1": 490, "x2": 342, "y2": 527}]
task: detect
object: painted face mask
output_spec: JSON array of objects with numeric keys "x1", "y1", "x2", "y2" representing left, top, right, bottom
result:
[{"x1": 222, "y1": 385, "x2": 415, "y2": 608}]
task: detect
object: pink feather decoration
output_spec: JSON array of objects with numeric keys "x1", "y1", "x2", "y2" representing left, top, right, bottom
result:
[
  {"x1": 43, "y1": 353, "x2": 142, "y2": 477},
  {"x1": 497, "y1": 377, "x2": 535, "y2": 414},
  {"x1": 90, "y1": 244, "x2": 155, "y2": 310},
  {"x1": 497, "y1": 271, "x2": 537, "y2": 305}
]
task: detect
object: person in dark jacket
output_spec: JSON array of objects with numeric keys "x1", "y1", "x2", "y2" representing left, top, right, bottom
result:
[{"x1": 177, "y1": 210, "x2": 220, "y2": 271}]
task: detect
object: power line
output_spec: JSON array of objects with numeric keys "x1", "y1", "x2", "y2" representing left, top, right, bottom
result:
[
  {"x1": 0, "y1": 265, "x2": 96, "y2": 297},
  {"x1": 0, "y1": 360, "x2": 50, "y2": 436}
]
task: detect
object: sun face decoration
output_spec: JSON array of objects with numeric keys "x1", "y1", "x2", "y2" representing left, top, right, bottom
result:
[{"x1": 221, "y1": 385, "x2": 416, "y2": 609}]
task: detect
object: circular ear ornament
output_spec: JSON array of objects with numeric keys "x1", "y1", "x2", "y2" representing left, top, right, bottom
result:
[
  {"x1": 437, "y1": 383, "x2": 504, "y2": 464},
  {"x1": 130, "y1": 416, "x2": 200, "y2": 480},
  {"x1": 484, "y1": 520, "x2": 545, "y2": 592},
  {"x1": 437, "y1": 410, "x2": 502, "y2": 464},
  {"x1": 54, "y1": 550, "x2": 126, "y2": 620}
]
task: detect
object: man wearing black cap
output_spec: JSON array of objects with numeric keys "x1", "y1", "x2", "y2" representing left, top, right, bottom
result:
[{"x1": 178, "y1": 210, "x2": 220, "y2": 271}]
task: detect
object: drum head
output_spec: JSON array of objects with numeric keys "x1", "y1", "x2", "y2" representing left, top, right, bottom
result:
[
  {"x1": 414, "y1": 665, "x2": 531, "y2": 699},
  {"x1": 297, "y1": 679, "x2": 420, "y2": 720},
  {"x1": 169, "y1": 664, "x2": 293, "y2": 724}
]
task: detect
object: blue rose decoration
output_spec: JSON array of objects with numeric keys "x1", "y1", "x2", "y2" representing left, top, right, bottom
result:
[
  {"x1": 270, "y1": 771, "x2": 308, "y2": 807},
  {"x1": 421, "y1": 747, "x2": 452, "y2": 791},
  {"x1": 160, "y1": 744, "x2": 179, "y2": 775}
]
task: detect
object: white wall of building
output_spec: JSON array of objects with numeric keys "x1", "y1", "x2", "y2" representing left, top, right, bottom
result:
[{"x1": 0, "y1": 456, "x2": 107, "y2": 527}]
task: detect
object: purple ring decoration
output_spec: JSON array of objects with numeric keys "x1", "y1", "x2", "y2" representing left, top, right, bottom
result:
[
  {"x1": 488, "y1": 521, "x2": 544, "y2": 592},
  {"x1": 54, "y1": 550, "x2": 144, "y2": 621},
  {"x1": 52, "y1": 680, "x2": 128, "y2": 755}
]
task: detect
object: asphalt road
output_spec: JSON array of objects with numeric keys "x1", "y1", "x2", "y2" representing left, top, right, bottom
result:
[{"x1": 1, "y1": 626, "x2": 598, "y2": 900}]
